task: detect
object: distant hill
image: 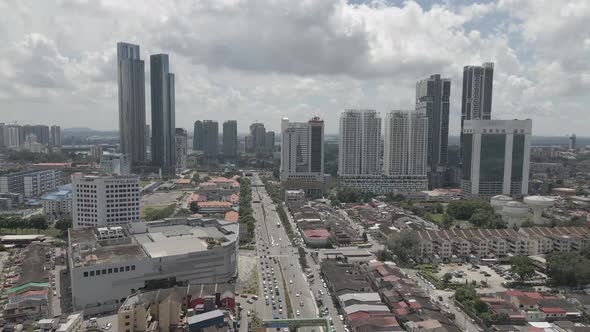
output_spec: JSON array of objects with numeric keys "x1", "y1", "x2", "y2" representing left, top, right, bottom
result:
[{"x1": 63, "y1": 127, "x2": 118, "y2": 137}]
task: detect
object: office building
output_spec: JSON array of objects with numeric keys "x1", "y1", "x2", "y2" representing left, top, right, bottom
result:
[
  {"x1": 68, "y1": 218, "x2": 238, "y2": 315},
  {"x1": 50, "y1": 125, "x2": 61, "y2": 147},
  {"x1": 71, "y1": 174, "x2": 140, "y2": 229},
  {"x1": 265, "y1": 131, "x2": 275, "y2": 153},
  {"x1": 175, "y1": 128, "x2": 187, "y2": 173},
  {"x1": 416, "y1": 74, "x2": 450, "y2": 188},
  {"x1": 461, "y1": 119, "x2": 532, "y2": 197},
  {"x1": 250, "y1": 123, "x2": 266, "y2": 154},
  {"x1": 338, "y1": 110, "x2": 381, "y2": 176},
  {"x1": 461, "y1": 62, "x2": 494, "y2": 131},
  {"x1": 203, "y1": 120, "x2": 219, "y2": 158},
  {"x1": 145, "y1": 124, "x2": 151, "y2": 149},
  {"x1": 117, "y1": 42, "x2": 146, "y2": 165},
  {"x1": 150, "y1": 54, "x2": 176, "y2": 175},
  {"x1": 100, "y1": 152, "x2": 131, "y2": 175},
  {"x1": 41, "y1": 184, "x2": 72, "y2": 221},
  {"x1": 1, "y1": 125, "x2": 21, "y2": 148},
  {"x1": 244, "y1": 135, "x2": 254, "y2": 153},
  {"x1": 0, "y1": 169, "x2": 60, "y2": 198},
  {"x1": 222, "y1": 120, "x2": 238, "y2": 159},
  {"x1": 382, "y1": 110, "x2": 428, "y2": 191},
  {"x1": 193, "y1": 120, "x2": 204, "y2": 152},
  {"x1": 280, "y1": 117, "x2": 326, "y2": 197}
]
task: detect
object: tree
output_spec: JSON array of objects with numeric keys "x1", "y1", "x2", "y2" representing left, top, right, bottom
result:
[
  {"x1": 441, "y1": 213, "x2": 454, "y2": 230},
  {"x1": 510, "y1": 256, "x2": 536, "y2": 281},
  {"x1": 55, "y1": 218, "x2": 73, "y2": 233},
  {"x1": 362, "y1": 232, "x2": 368, "y2": 242},
  {"x1": 441, "y1": 273, "x2": 453, "y2": 285},
  {"x1": 327, "y1": 236, "x2": 337, "y2": 248},
  {"x1": 192, "y1": 172, "x2": 200, "y2": 182},
  {"x1": 547, "y1": 251, "x2": 590, "y2": 287},
  {"x1": 189, "y1": 201, "x2": 199, "y2": 213},
  {"x1": 386, "y1": 231, "x2": 419, "y2": 264},
  {"x1": 454, "y1": 286, "x2": 477, "y2": 303},
  {"x1": 469, "y1": 209, "x2": 494, "y2": 227},
  {"x1": 434, "y1": 203, "x2": 444, "y2": 214},
  {"x1": 447, "y1": 200, "x2": 493, "y2": 220},
  {"x1": 473, "y1": 299, "x2": 489, "y2": 314},
  {"x1": 377, "y1": 250, "x2": 393, "y2": 262},
  {"x1": 29, "y1": 215, "x2": 48, "y2": 232}
]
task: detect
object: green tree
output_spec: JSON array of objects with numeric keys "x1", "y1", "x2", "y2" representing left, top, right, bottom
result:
[
  {"x1": 327, "y1": 236, "x2": 337, "y2": 248},
  {"x1": 447, "y1": 200, "x2": 493, "y2": 220},
  {"x1": 454, "y1": 286, "x2": 477, "y2": 303},
  {"x1": 510, "y1": 256, "x2": 536, "y2": 281},
  {"x1": 441, "y1": 272, "x2": 453, "y2": 286},
  {"x1": 473, "y1": 299, "x2": 489, "y2": 314},
  {"x1": 386, "y1": 231, "x2": 419, "y2": 264},
  {"x1": 469, "y1": 209, "x2": 494, "y2": 227},
  {"x1": 29, "y1": 215, "x2": 48, "y2": 232},
  {"x1": 189, "y1": 201, "x2": 199, "y2": 213},
  {"x1": 441, "y1": 213, "x2": 454, "y2": 230}
]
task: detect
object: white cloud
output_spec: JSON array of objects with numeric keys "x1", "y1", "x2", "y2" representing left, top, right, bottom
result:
[{"x1": 0, "y1": 0, "x2": 588, "y2": 135}]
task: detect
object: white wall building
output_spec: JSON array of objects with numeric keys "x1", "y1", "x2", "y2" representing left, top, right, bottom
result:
[
  {"x1": 0, "y1": 170, "x2": 60, "y2": 198},
  {"x1": 461, "y1": 119, "x2": 532, "y2": 197},
  {"x1": 68, "y1": 218, "x2": 238, "y2": 315},
  {"x1": 174, "y1": 128, "x2": 187, "y2": 173},
  {"x1": 41, "y1": 185, "x2": 72, "y2": 221},
  {"x1": 280, "y1": 117, "x2": 326, "y2": 197},
  {"x1": 72, "y1": 174, "x2": 140, "y2": 229},
  {"x1": 381, "y1": 110, "x2": 429, "y2": 192},
  {"x1": 100, "y1": 152, "x2": 131, "y2": 175},
  {"x1": 338, "y1": 110, "x2": 381, "y2": 176}
]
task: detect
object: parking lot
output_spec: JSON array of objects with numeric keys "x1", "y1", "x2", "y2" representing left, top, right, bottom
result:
[
  {"x1": 140, "y1": 190, "x2": 184, "y2": 207},
  {"x1": 436, "y1": 263, "x2": 508, "y2": 292}
]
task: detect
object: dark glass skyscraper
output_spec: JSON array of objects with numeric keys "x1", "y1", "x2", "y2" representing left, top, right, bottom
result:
[
  {"x1": 222, "y1": 120, "x2": 238, "y2": 158},
  {"x1": 416, "y1": 74, "x2": 451, "y2": 188},
  {"x1": 203, "y1": 120, "x2": 219, "y2": 158},
  {"x1": 461, "y1": 62, "x2": 494, "y2": 129},
  {"x1": 193, "y1": 120, "x2": 204, "y2": 151},
  {"x1": 117, "y1": 42, "x2": 146, "y2": 165},
  {"x1": 150, "y1": 54, "x2": 175, "y2": 175}
]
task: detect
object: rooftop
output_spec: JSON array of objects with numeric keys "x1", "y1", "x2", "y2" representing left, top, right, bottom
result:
[{"x1": 69, "y1": 218, "x2": 238, "y2": 267}]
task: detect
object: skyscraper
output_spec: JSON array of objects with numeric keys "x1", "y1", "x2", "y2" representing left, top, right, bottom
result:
[
  {"x1": 193, "y1": 120, "x2": 204, "y2": 152},
  {"x1": 175, "y1": 128, "x2": 187, "y2": 173},
  {"x1": 50, "y1": 125, "x2": 61, "y2": 147},
  {"x1": 280, "y1": 117, "x2": 325, "y2": 197},
  {"x1": 203, "y1": 120, "x2": 219, "y2": 158},
  {"x1": 150, "y1": 54, "x2": 175, "y2": 175},
  {"x1": 461, "y1": 119, "x2": 531, "y2": 197},
  {"x1": 461, "y1": 62, "x2": 494, "y2": 128},
  {"x1": 250, "y1": 123, "x2": 266, "y2": 154},
  {"x1": 222, "y1": 120, "x2": 238, "y2": 159},
  {"x1": 117, "y1": 42, "x2": 146, "y2": 165},
  {"x1": 416, "y1": 74, "x2": 451, "y2": 188},
  {"x1": 338, "y1": 110, "x2": 381, "y2": 176},
  {"x1": 382, "y1": 110, "x2": 428, "y2": 191},
  {"x1": 265, "y1": 131, "x2": 275, "y2": 153}
]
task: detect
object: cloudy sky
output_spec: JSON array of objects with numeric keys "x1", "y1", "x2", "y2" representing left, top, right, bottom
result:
[{"x1": 1, "y1": 0, "x2": 589, "y2": 136}]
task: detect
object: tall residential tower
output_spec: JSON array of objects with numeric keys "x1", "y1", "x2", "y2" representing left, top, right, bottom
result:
[
  {"x1": 338, "y1": 110, "x2": 381, "y2": 176},
  {"x1": 416, "y1": 74, "x2": 451, "y2": 188},
  {"x1": 117, "y1": 42, "x2": 146, "y2": 165},
  {"x1": 150, "y1": 54, "x2": 176, "y2": 175},
  {"x1": 222, "y1": 120, "x2": 238, "y2": 159}
]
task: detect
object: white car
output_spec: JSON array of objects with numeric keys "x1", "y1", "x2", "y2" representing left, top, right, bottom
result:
[
  {"x1": 296, "y1": 310, "x2": 300, "y2": 316},
  {"x1": 289, "y1": 279, "x2": 293, "y2": 284}
]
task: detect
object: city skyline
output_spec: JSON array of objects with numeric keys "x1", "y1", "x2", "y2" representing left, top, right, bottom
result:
[{"x1": 1, "y1": 1, "x2": 588, "y2": 136}]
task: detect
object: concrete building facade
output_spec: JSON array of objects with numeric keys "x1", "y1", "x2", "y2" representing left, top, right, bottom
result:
[
  {"x1": 175, "y1": 128, "x2": 187, "y2": 173},
  {"x1": 71, "y1": 174, "x2": 140, "y2": 229},
  {"x1": 222, "y1": 120, "x2": 238, "y2": 159},
  {"x1": 203, "y1": 120, "x2": 219, "y2": 158}
]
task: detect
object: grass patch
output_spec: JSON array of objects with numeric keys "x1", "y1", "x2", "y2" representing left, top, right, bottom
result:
[
  {"x1": 141, "y1": 204, "x2": 176, "y2": 221},
  {"x1": 427, "y1": 213, "x2": 444, "y2": 223},
  {"x1": 0, "y1": 225, "x2": 60, "y2": 238}
]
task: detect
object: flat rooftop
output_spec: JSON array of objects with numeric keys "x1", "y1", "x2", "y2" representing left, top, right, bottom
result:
[{"x1": 69, "y1": 218, "x2": 238, "y2": 267}]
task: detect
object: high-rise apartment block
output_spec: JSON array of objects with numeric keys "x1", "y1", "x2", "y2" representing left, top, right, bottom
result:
[
  {"x1": 117, "y1": 42, "x2": 146, "y2": 165},
  {"x1": 0, "y1": 169, "x2": 60, "y2": 198},
  {"x1": 193, "y1": 120, "x2": 204, "y2": 152},
  {"x1": 222, "y1": 120, "x2": 238, "y2": 159},
  {"x1": 265, "y1": 131, "x2": 275, "y2": 153},
  {"x1": 50, "y1": 125, "x2": 62, "y2": 147},
  {"x1": 280, "y1": 117, "x2": 325, "y2": 197},
  {"x1": 338, "y1": 110, "x2": 381, "y2": 176},
  {"x1": 461, "y1": 119, "x2": 532, "y2": 197},
  {"x1": 461, "y1": 63, "x2": 494, "y2": 129},
  {"x1": 416, "y1": 74, "x2": 450, "y2": 188},
  {"x1": 150, "y1": 54, "x2": 176, "y2": 175},
  {"x1": 22, "y1": 125, "x2": 50, "y2": 145},
  {"x1": 203, "y1": 120, "x2": 219, "y2": 158},
  {"x1": 72, "y1": 174, "x2": 140, "y2": 229},
  {"x1": 175, "y1": 128, "x2": 187, "y2": 173}
]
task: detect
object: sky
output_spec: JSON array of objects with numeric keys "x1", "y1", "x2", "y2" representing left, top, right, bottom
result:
[{"x1": 0, "y1": 0, "x2": 589, "y2": 136}]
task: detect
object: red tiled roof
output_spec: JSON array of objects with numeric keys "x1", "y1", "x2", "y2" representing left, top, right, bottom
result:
[
  {"x1": 394, "y1": 308, "x2": 408, "y2": 316},
  {"x1": 522, "y1": 292, "x2": 543, "y2": 299},
  {"x1": 382, "y1": 275, "x2": 401, "y2": 282},
  {"x1": 480, "y1": 297, "x2": 505, "y2": 303},
  {"x1": 347, "y1": 311, "x2": 370, "y2": 323},
  {"x1": 197, "y1": 201, "x2": 232, "y2": 207},
  {"x1": 375, "y1": 266, "x2": 389, "y2": 277},
  {"x1": 540, "y1": 307, "x2": 566, "y2": 314},
  {"x1": 303, "y1": 229, "x2": 330, "y2": 239},
  {"x1": 224, "y1": 211, "x2": 239, "y2": 222},
  {"x1": 175, "y1": 178, "x2": 192, "y2": 184},
  {"x1": 505, "y1": 290, "x2": 524, "y2": 297},
  {"x1": 408, "y1": 300, "x2": 422, "y2": 309},
  {"x1": 229, "y1": 193, "x2": 239, "y2": 203},
  {"x1": 350, "y1": 315, "x2": 399, "y2": 329}
]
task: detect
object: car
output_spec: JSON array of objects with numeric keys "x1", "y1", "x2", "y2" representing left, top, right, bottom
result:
[
  {"x1": 247, "y1": 311, "x2": 251, "y2": 317},
  {"x1": 289, "y1": 279, "x2": 293, "y2": 284},
  {"x1": 300, "y1": 301, "x2": 304, "y2": 307},
  {"x1": 296, "y1": 310, "x2": 300, "y2": 316},
  {"x1": 339, "y1": 315, "x2": 344, "y2": 321}
]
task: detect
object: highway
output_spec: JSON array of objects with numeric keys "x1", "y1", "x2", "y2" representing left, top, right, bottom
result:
[{"x1": 243, "y1": 174, "x2": 326, "y2": 332}]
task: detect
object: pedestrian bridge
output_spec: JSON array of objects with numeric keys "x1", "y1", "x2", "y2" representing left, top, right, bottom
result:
[{"x1": 260, "y1": 317, "x2": 330, "y2": 330}]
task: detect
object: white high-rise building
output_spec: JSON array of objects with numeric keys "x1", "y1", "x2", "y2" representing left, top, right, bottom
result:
[
  {"x1": 175, "y1": 128, "x2": 187, "y2": 173},
  {"x1": 461, "y1": 119, "x2": 532, "y2": 197},
  {"x1": 338, "y1": 110, "x2": 381, "y2": 176},
  {"x1": 280, "y1": 117, "x2": 325, "y2": 197},
  {"x1": 72, "y1": 174, "x2": 140, "y2": 229},
  {"x1": 50, "y1": 125, "x2": 62, "y2": 147},
  {"x1": 380, "y1": 110, "x2": 429, "y2": 192}
]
